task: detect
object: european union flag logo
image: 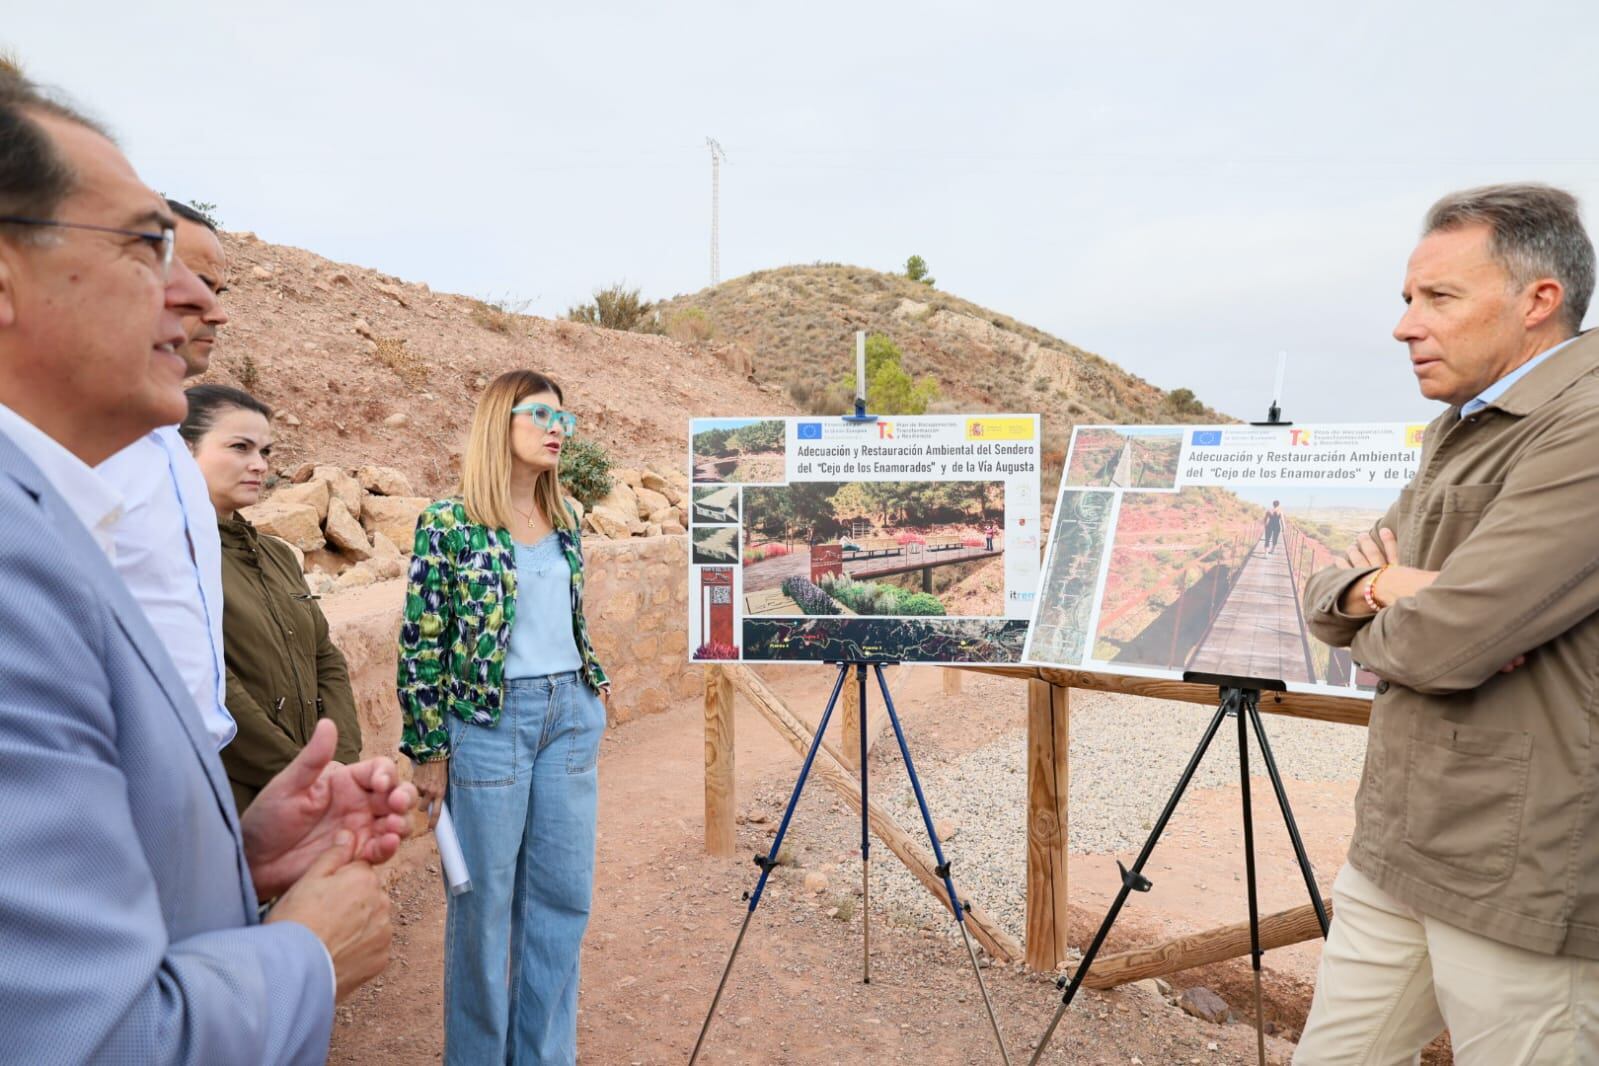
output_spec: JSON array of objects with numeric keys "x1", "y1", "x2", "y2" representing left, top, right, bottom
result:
[
  {"x1": 1190, "y1": 430, "x2": 1222, "y2": 446},
  {"x1": 797, "y1": 423, "x2": 823, "y2": 440}
]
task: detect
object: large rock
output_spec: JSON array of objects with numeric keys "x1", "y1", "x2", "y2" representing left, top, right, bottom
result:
[
  {"x1": 594, "y1": 483, "x2": 639, "y2": 526},
  {"x1": 1178, "y1": 986, "x2": 1232, "y2": 1025},
  {"x1": 241, "y1": 500, "x2": 324, "y2": 552},
  {"x1": 640, "y1": 470, "x2": 671, "y2": 496},
  {"x1": 303, "y1": 547, "x2": 354, "y2": 577},
  {"x1": 646, "y1": 506, "x2": 677, "y2": 526},
  {"x1": 365, "y1": 554, "x2": 406, "y2": 581},
  {"x1": 268, "y1": 479, "x2": 331, "y2": 523},
  {"x1": 562, "y1": 494, "x2": 586, "y2": 525},
  {"x1": 333, "y1": 563, "x2": 378, "y2": 592},
  {"x1": 324, "y1": 497, "x2": 372, "y2": 560},
  {"x1": 358, "y1": 465, "x2": 414, "y2": 497},
  {"x1": 314, "y1": 465, "x2": 363, "y2": 516},
  {"x1": 614, "y1": 467, "x2": 642, "y2": 489},
  {"x1": 360, "y1": 495, "x2": 430, "y2": 551},
  {"x1": 635, "y1": 486, "x2": 671, "y2": 519},
  {"x1": 369, "y1": 530, "x2": 403, "y2": 560},
  {"x1": 587, "y1": 507, "x2": 633, "y2": 540}
]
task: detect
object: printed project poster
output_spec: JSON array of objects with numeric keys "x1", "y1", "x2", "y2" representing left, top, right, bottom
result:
[
  {"x1": 686, "y1": 414, "x2": 1041, "y2": 664},
  {"x1": 1026, "y1": 422, "x2": 1428, "y2": 698}
]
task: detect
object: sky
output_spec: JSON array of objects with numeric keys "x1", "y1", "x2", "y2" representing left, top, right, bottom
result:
[{"x1": 12, "y1": 1, "x2": 1599, "y2": 424}]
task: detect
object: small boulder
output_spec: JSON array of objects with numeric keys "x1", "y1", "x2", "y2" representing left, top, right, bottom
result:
[
  {"x1": 640, "y1": 470, "x2": 671, "y2": 496},
  {"x1": 358, "y1": 465, "x2": 414, "y2": 497},
  {"x1": 333, "y1": 563, "x2": 378, "y2": 592},
  {"x1": 370, "y1": 530, "x2": 404, "y2": 559},
  {"x1": 1178, "y1": 986, "x2": 1232, "y2": 1025},
  {"x1": 635, "y1": 486, "x2": 671, "y2": 519},
  {"x1": 647, "y1": 506, "x2": 676, "y2": 526},
  {"x1": 313, "y1": 466, "x2": 363, "y2": 516},
  {"x1": 587, "y1": 507, "x2": 633, "y2": 540},
  {"x1": 268, "y1": 479, "x2": 331, "y2": 523},
  {"x1": 324, "y1": 498, "x2": 372, "y2": 560},
  {"x1": 594, "y1": 483, "x2": 639, "y2": 524},
  {"x1": 360, "y1": 496, "x2": 431, "y2": 550},
  {"x1": 240, "y1": 501, "x2": 324, "y2": 552},
  {"x1": 615, "y1": 467, "x2": 642, "y2": 489},
  {"x1": 289, "y1": 462, "x2": 316, "y2": 484}
]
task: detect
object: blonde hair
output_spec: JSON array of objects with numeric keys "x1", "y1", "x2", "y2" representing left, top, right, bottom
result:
[{"x1": 461, "y1": 369, "x2": 574, "y2": 533}]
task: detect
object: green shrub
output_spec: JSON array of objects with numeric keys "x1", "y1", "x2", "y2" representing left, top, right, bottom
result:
[
  {"x1": 896, "y1": 592, "x2": 947, "y2": 616},
  {"x1": 559, "y1": 436, "x2": 614, "y2": 507},
  {"x1": 566, "y1": 283, "x2": 662, "y2": 333},
  {"x1": 665, "y1": 307, "x2": 714, "y2": 344}
]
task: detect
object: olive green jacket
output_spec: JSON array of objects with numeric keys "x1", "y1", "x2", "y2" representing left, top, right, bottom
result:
[
  {"x1": 1305, "y1": 330, "x2": 1599, "y2": 959},
  {"x1": 219, "y1": 515, "x2": 363, "y2": 811}
]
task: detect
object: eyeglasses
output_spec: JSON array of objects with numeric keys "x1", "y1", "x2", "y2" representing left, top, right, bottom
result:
[
  {"x1": 0, "y1": 216, "x2": 176, "y2": 280},
  {"x1": 511, "y1": 401, "x2": 578, "y2": 436}
]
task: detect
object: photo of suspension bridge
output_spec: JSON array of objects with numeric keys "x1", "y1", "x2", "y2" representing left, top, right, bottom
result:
[
  {"x1": 1097, "y1": 486, "x2": 1390, "y2": 690},
  {"x1": 1065, "y1": 426, "x2": 1184, "y2": 490}
]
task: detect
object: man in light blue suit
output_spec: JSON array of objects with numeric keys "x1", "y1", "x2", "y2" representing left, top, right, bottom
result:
[{"x1": 0, "y1": 73, "x2": 414, "y2": 1063}]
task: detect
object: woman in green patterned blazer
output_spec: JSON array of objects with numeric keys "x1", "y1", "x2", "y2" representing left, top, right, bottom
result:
[{"x1": 397, "y1": 369, "x2": 609, "y2": 1066}]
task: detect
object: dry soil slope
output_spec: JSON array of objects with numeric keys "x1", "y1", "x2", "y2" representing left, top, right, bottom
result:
[
  {"x1": 657, "y1": 263, "x2": 1225, "y2": 464},
  {"x1": 203, "y1": 232, "x2": 795, "y2": 496}
]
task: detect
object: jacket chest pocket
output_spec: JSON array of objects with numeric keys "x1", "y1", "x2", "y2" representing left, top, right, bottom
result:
[{"x1": 1409, "y1": 482, "x2": 1502, "y2": 567}]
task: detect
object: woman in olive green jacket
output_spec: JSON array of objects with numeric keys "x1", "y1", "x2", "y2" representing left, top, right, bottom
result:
[{"x1": 181, "y1": 385, "x2": 362, "y2": 811}]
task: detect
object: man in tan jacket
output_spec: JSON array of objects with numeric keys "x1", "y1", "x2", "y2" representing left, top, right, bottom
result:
[{"x1": 1296, "y1": 184, "x2": 1598, "y2": 1063}]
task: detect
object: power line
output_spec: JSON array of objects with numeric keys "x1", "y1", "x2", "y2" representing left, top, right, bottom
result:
[{"x1": 706, "y1": 136, "x2": 727, "y2": 286}]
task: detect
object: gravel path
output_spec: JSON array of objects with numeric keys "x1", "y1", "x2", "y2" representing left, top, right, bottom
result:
[{"x1": 755, "y1": 686, "x2": 1369, "y2": 949}]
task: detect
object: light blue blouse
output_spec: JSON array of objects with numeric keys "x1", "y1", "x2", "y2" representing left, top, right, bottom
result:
[{"x1": 504, "y1": 532, "x2": 584, "y2": 680}]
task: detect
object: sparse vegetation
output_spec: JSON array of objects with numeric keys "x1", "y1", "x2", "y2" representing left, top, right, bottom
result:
[
  {"x1": 372, "y1": 336, "x2": 428, "y2": 387},
  {"x1": 1166, "y1": 387, "x2": 1205, "y2": 417},
  {"x1": 470, "y1": 294, "x2": 528, "y2": 335},
  {"x1": 558, "y1": 436, "x2": 615, "y2": 508},
  {"x1": 904, "y1": 255, "x2": 936, "y2": 287},
  {"x1": 841, "y1": 333, "x2": 940, "y2": 416},
  {"x1": 664, "y1": 307, "x2": 714, "y2": 344},
  {"x1": 566, "y1": 284, "x2": 662, "y2": 333},
  {"x1": 237, "y1": 352, "x2": 260, "y2": 391}
]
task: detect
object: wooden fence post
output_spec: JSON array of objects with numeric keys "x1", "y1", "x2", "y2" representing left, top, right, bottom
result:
[
  {"x1": 836, "y1": 669, "x2": 862, "y2": 771},
  {"x1": 1026, "y1": 679, "x2": 1071, "y2": 971},
  {"x1": 704, "y1": 664, "x2": 736, "y2": 857}
]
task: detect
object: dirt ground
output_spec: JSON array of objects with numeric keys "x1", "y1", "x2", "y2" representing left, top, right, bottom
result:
[{"x1": 329, "y1": 668, "x2": 1446, "y2": 1065}]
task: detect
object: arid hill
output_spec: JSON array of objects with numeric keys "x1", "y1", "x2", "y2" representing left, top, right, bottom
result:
[
  {"x1": 203, "y1": 232, "x2": 791, "y2": 497},
  {"x1": 655, "y1": 263, "x2": 1223, "y2": 472}
]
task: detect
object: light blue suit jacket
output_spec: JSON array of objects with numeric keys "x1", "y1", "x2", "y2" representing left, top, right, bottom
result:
[{"x1": 0, "y1": 430, "x2": 334, "y2": 1064}]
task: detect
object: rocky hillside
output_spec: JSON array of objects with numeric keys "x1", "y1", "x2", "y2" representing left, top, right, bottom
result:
[
  {"x1": 203, "y1": 232, "x2": 793, "y2": 499},
  {"x1": 655, "y1": 264, "x2": 1224, "y2": 469}
]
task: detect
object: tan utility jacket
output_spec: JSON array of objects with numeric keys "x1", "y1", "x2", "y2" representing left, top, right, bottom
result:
[{"x1": 1306, "y1": 330, "x2": 1599, "y2": 959}]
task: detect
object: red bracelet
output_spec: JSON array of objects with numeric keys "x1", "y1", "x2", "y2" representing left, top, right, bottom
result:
[{"x1": 1362, "y1": 565, "x2": 1390, "y2": 612}]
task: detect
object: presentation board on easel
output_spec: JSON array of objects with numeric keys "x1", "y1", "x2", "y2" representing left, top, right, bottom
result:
[
  {"x1": 1024, "y1": 422, "x2": 1428, "y2": 698},
  {"x1": 686, "y1": 413, "x2": 1041, "y2": 664}
]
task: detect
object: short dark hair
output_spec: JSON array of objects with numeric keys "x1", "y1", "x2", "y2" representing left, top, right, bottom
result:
[
  {"x1": 179, "y1": 385, "x2": 273, "y2": 449},
  {"x1": 166, "y1": 198, "x2": 217, "y2": 233},
  {"x1": 0, "y1": 70, "x2": 111, "y2": 233},
  {"x1": 1425, "y1": 183, "x2": 1596, "y2": 333}
]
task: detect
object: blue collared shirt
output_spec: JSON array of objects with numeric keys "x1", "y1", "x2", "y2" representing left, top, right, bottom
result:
[{"x1": 1461, "y1": 337, "x2": 1577, "y2": 417}]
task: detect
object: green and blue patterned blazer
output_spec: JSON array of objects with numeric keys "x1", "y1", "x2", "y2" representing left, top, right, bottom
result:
[{"x1": 396, "y1": 498, "x2": 609, "y2": 763}]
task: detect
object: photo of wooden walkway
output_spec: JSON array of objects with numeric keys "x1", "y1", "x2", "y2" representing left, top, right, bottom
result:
[
  {"x1": 742, "y1": 539, "x2": 1004, "y2": 605},
  {"x1": 1185, "y1": 536, "x2": 1316, "y2": 684}
]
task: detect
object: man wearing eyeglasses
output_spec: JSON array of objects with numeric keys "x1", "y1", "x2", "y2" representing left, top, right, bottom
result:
[
  {"x1": 0, "y1": 72, "x2": 411, "y2": 1064},
  {"x1": 96, "y1": 200, "x2": 237, "y2": 749}
]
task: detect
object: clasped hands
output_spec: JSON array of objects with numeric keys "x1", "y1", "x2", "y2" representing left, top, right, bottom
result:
[{"x1": 241, "y1": 719, "x2": 419, "y2": 1000}]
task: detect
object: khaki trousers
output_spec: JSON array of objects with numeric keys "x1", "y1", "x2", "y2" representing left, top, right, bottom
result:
[{"x1": 1293, "y1": 864, "x2": 1598, "y2": 1065}]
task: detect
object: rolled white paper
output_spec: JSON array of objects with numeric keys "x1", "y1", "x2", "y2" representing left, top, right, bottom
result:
[{"x1": 435, "y1": 803, "x2": 472, "y2": 896}]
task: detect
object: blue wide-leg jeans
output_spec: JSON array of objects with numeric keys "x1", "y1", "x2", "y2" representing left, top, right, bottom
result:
[{"x1": 443, "y1": 674, "x2": 605, "y2": 1066}]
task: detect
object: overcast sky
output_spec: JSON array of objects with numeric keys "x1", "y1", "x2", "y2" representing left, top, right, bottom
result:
[{"x1": 13, "y1": 2, "x2": 1599, "y2": 423}]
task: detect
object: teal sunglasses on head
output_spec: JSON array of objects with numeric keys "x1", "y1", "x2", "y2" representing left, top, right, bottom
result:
[{"x1": 511, "y1": 401, "x2": 578, "y2": 436}]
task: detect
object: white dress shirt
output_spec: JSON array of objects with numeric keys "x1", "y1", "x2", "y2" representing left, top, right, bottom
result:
[
  {"x1": 98, "y1": 428, "x2": 236, "y2": 749},
  {"x1": 0, "y1": 402, "x2": 124, "y2": 558}
]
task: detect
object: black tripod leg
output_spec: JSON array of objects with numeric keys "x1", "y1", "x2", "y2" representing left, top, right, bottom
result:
[
  {"x1": 858, "y1": 663, "x2": 871, "y2": 985},
  {"x1": 1029, "y1": 699, "x2": 1232, "y2": 1066},
  {"x1": 873, "y1": 664, "x2": 1012, "y2": 1066},
  {"x1": 689, "y1": 662, "x2": 852, "y2": 1065},
  {"x1": 1247, "y1": 701, "x2": 1331, "y2": 937},
  {"x1": 1237, "y1": 692, "x2": 1266, "y2": 1066}
]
